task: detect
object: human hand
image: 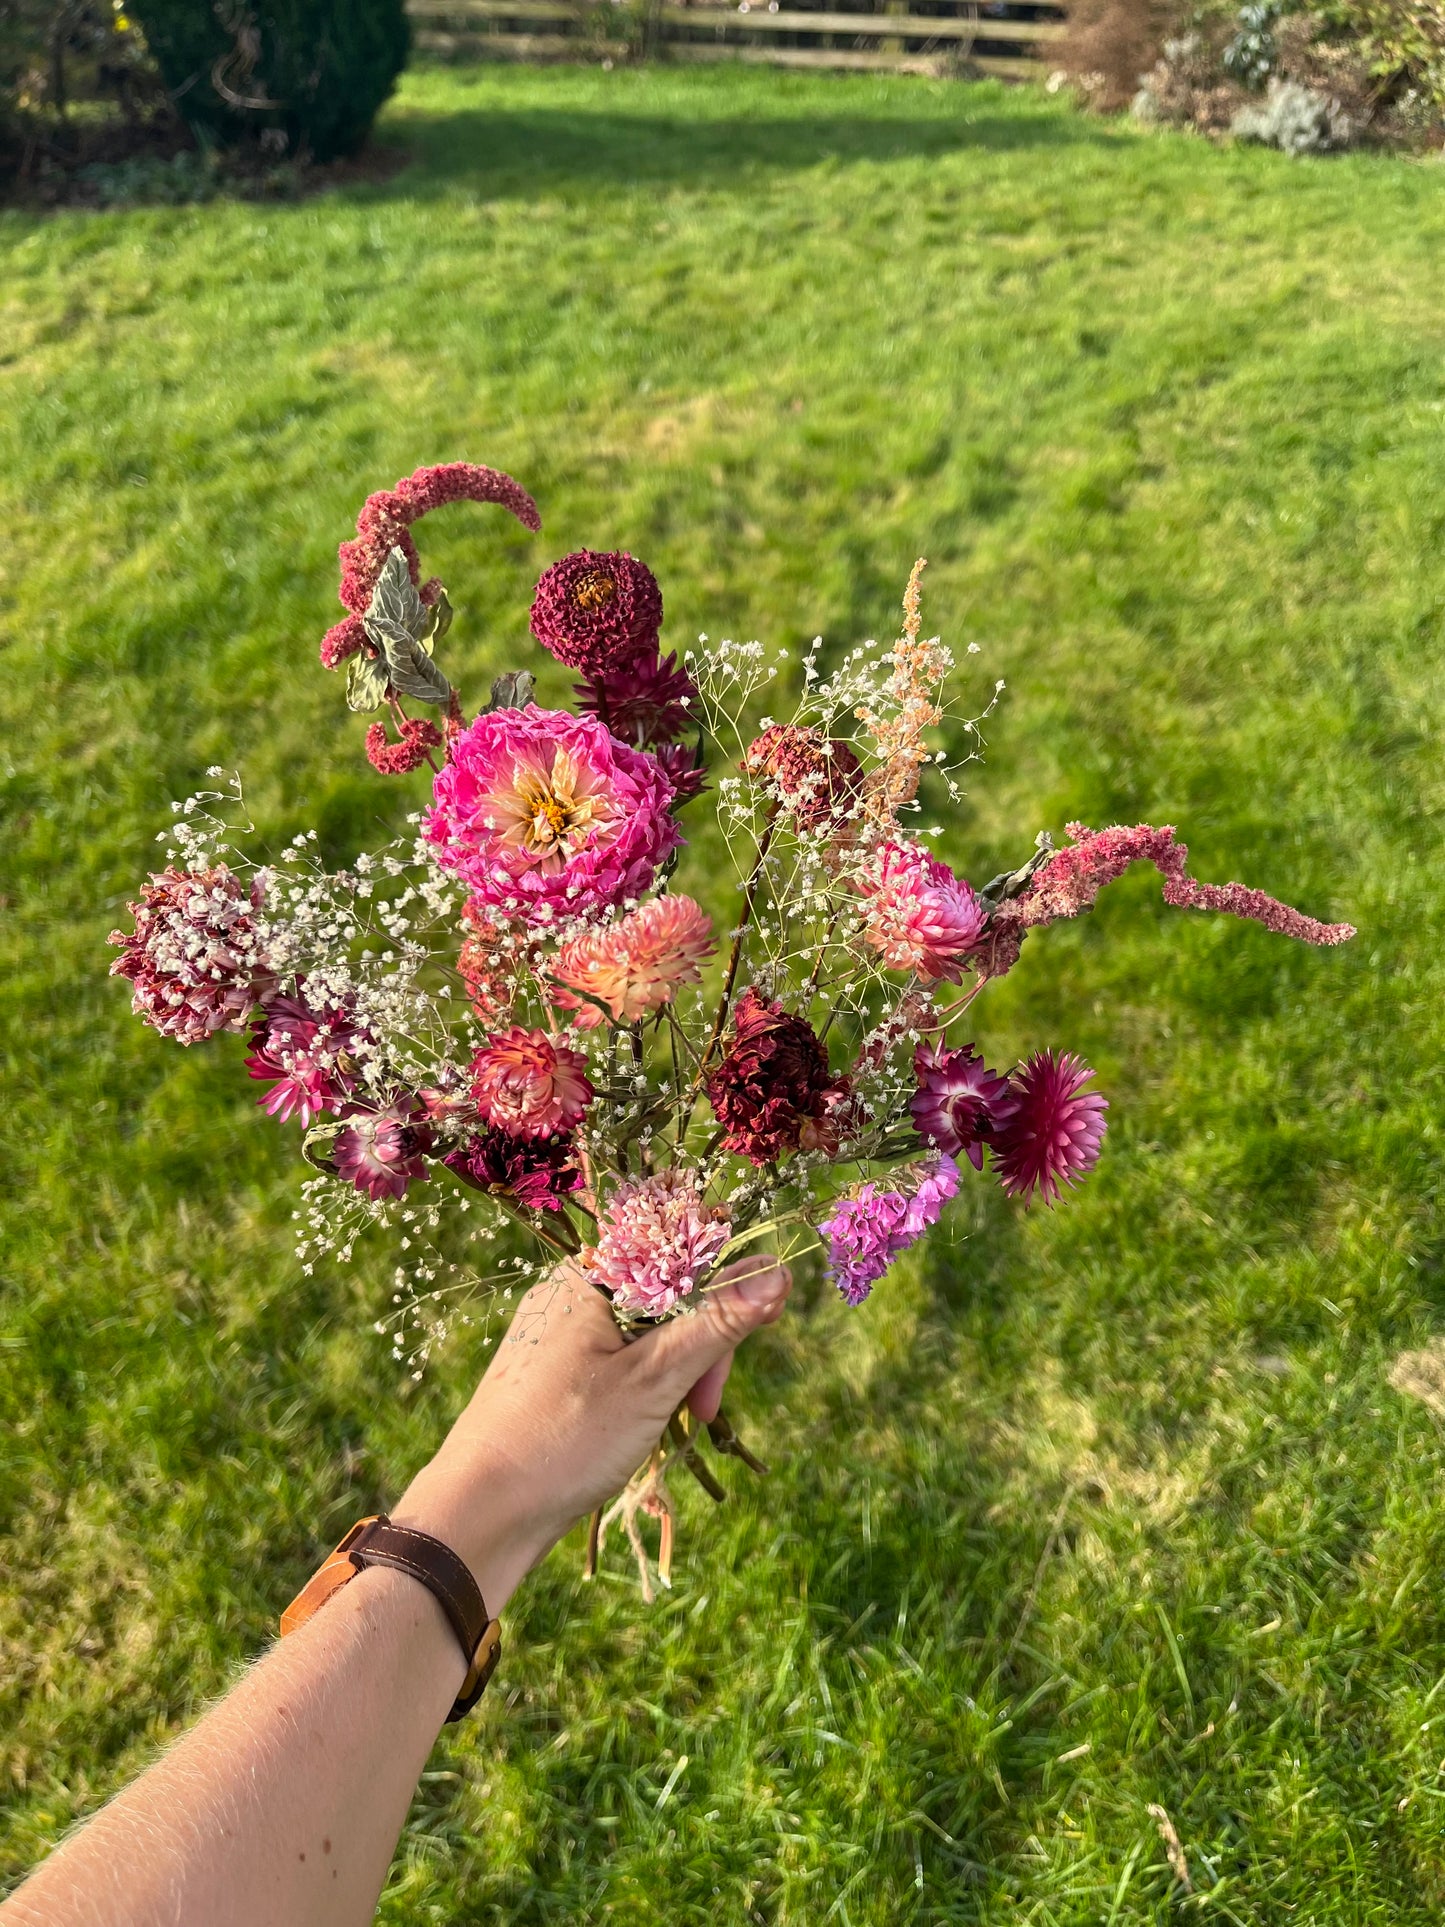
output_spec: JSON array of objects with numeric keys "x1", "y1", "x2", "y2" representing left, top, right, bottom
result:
[{"x1": 392, "y1": 1257, "x2": 792, "y2": 1614}]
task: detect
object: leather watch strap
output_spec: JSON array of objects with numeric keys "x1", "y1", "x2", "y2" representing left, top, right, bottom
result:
[{"x1": 280, "y1": 1514, "x2": 502, "y2": 1721}]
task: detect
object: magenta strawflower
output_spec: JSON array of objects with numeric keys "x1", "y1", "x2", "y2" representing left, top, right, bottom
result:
[
  {"x1": 332, "y1": 1105, "x2": 433, "y2": 1202},
  {"x1": 979, "y1": 822, "x2": 1357, "y2": 980},
  {"x1": 991, "y1": 1050, "x2": 1107, "y2": 1206},
  {"x1": 424, "y1": 706, "x2": 680, "y2": 923},
  {"x1": 856, "y1": 841, "x2": 986, "y2": 984},
  {"x1": 910, "y1": 1041, "x2": 1014, "y2": 1170},
  {"x1": 320, "y1": 462, "x2": 541, "y2": 669},
  {"x1": 530, "y1": 549, "x2": 663, "y2": 676},
  {"x1": 109, "y1": 865, "x2": 269, "y2": 1045},
  {"x1": 577, "y1": 650, "x2": 698, "y2": 749},
  {"x1": 469, "y1": 1026, "x2": 593, "y2": 1140},
  {"x1": 245, "y1": 991, "x2": 365, "y2": 1127},
  {"x1": 444, "y1": 1127, "x2": 582, "y2": 1212},
  {"x1": 588, "y1": 1169, "x2": 731, "y2": 1317},
  {"x1": 821, "y1": 1153, "x2": 960, "y2": 1304}
]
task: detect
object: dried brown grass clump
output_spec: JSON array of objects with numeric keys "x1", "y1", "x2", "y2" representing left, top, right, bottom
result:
[{"x1": 1054, "y1": 0, "x2": 1177, "y2": 111}]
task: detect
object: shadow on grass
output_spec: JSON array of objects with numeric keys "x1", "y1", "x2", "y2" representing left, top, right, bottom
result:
[{"x1": 384, "y1": 96, "x2": 1119, "y2": 200}]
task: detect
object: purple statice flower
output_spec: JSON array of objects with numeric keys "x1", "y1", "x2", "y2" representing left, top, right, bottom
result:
[
  {"x1": 821, "y1": 1152, "x2": 960, "y2": 1305},
  {"x1": 910, "y1": 1041, "x2": 1014, "y2": 1170},
  {"x1": 245, "y1": 990, "x2": 364, "y2": 1127},
  {"x1": 333, "y1": 1105, "x2": 433, "y2": 1202},
  {"x1": 991, "y1": 1050, "x2": 1107, "y2": 1206}
]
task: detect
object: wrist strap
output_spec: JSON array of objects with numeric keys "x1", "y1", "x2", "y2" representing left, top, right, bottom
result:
[{"x1": 281, "y1": 1514, "x2": 502, "y2": 1721}]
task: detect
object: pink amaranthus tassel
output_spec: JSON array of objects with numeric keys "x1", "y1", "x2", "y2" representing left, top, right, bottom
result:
[
  {"x1": 978, "y1": 822, "x2": 1356, "y2": 979},
  {"x1": 320, "y1": 461, "x2": 542, "y2": 669}
]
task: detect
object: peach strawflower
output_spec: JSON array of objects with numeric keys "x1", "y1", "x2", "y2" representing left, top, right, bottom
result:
[
  {"x1": 856, "y1": 840, "x2": 985, "y2": 984},
  {"x1": 552, "y1": 895, "x2": 715, "y2": 1025},
  {"x1": 469, "y1": 1026, "x2": 594, "y2": 1139}
]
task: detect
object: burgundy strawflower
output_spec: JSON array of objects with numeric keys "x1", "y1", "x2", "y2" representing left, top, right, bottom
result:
[
  {"x1": 529, "y1": 549, "x2": 663, "y2": 676},
  {"x1": 245, "y1": 990, "x2": 365, "y2": 1126},
  {"x1": 991, "y1": 1050, "x2": 1108, "y2": 1206},
  {"x1": 821, "y1": 1153, "x2": 961, "y2": 1305},
  {"x1": 109, "y1": 865, "x2": 269, "y2": 1045},
  {"x1": 577, "y1": 650, "x2": 698, "y2": 748},
  {"x1": 910, "y1": 1041, "x2": 1014, "y2": 1170},
  {"x1": 745, "y1": 725, "x2": 864, "y2": 835},
  {"x1": 320, "y1": 462, "x2": 541, "y2": 669},
  {"x1": 978, "y1": 823, "x2": 1356, "y2": 981},
  {"x1": 706, "y1": 987, "x2": 851, "y2": 1165},
  {"x1": 332, "y1": 1105, "x2": 433, "y2": 1202},
  {"x1": 444, "y1": 1127, "x2": 582, "y2": 1212},
  {"x1": 365, "y1": 716, "x2": 442, "y2": 776}
]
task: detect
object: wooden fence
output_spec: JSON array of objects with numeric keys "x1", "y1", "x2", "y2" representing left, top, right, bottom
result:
[{"x1": 408, "y1": 0, "x2": 1067, "y2": 82}]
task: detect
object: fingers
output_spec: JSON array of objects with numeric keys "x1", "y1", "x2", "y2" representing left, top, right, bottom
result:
[
  {"x1": 631, "y1": 1261, "x2": 792, "y2": 1409},
  {"x1": 686, "y1": 1351, "x2": 733, "y2": 1425}
]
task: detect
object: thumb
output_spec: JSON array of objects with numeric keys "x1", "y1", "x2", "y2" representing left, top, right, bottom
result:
[{"x1": 630, "y1": 1259, "x2": 792, "y2": 1408}]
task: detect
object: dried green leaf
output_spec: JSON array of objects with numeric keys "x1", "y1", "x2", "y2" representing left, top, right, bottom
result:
[
  {"x1": 421, "y1": 587, "x2": 453, "y2": 654},
  {"x1": 482, "y1": 669, "x2": 536, "y2": 713},
  {"x1": 346, "y1": 652, "x2": 390, "y2": 714},
  {"x1": 382, "y1": 631, "x2": 453, "y2": 705},
  {"x1": 302, "y1": 1120, "x2": 345, "y2": 1175}
]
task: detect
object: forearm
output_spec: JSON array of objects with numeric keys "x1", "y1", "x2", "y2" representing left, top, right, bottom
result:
[{"x1": 1, "y1": 1565, "x2": 465, "y2": 1927}]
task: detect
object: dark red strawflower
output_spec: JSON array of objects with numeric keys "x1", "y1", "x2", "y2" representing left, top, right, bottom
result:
[
  {"x1": 320, "y1": 462, "x2": 541, "y2": 669},
  {"x1": 530, "y1": 549, "x2": 663, "y2": 676},
  {"x1": 706, "y1": 987, "x2": 851, "y2": 1165},
  {"x1": 444, "y1": 1127, "x2": 582, "y2": 1212},
  {"x1": 910, "y1": 1041, "x2": 1014, "y2": 1171},
  {"x1": 744, "y1": 725, "x2": 863, "y2": 835},
  {"x1": 365, "y1": 716, "x2": 443, "y2": 775},
  {"x1": 576, "y1": 649, "x2": 698, "y2": 748},
  {"x1": 991, "y1": 1049, "x2": 1108, "y2": 1206}
]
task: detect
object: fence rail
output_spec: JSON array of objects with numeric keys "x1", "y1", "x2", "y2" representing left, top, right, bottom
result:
[{"x1": 408, "y1": 0, "x2": 1067, "y2": 80}]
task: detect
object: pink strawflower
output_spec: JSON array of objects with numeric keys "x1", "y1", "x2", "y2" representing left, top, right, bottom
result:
[
  {"x1": 469, "y1": 1026, "x2": 594, "y2": 1139},
  {"x1": 444, "y1": 1127, "x2": 582, "y2": 1212},
  {"x1": 424, "y1": 707, "x2": 680, "y2": 923},
  {"x1": 109, "y1": 865, "x2": 269, "y2": 1045},
  {"x1": 320, "y1": 462, "x2": 541, "y2": 669},
  {"x1": 991, "y1": 1050, "x2": 1107, "y2": 1206},
  {"x1": 821, "y1": 1153, "x2": 960, "y2": 1305},
  {"x1": 365, "y1": 716, "x2": 442, "y2": 776},
  {"x1": 856, "y1": 841, "x2": 986, "y2": 984},
  {"x1": 552, "y1": 895, "x2": 715, "y2": 1025},
  {"x1": 245, "y1": 991, "x2": 365, "y2": 1127},
  {"x1": 333, "y1": 1105, "x2": 433, "y2": 1202},
  {"x1": 589, "y1": 1169, "x2": 732, "y2": 1318},
  {"x1": 530, "y1": 549, "x2": 663, "y2": 676},
  {"x1": 911, "y1": 1041, "x2": 1014, "y2": 1170},
  {"x1": 577, "y1": 650, "x2": 698, "y2": 748},
  {"x1": 978, "y1": 823, "x2": 1356, "y2": 980}
]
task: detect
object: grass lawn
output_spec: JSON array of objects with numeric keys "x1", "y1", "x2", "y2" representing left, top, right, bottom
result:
[{"x1": 6, "y1": 57, "x2": 1445, "y2": 1923}]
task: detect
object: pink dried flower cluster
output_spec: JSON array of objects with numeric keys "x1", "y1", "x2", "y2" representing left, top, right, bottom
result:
[
  {"x1": 589, "y1": 1169, "x2": 732, "y2": 1317},
  {"x1": 979, "y1": 823, "x2": 1357, "y2": 979},
  {"x1": 530, "y1": 549, "x2": 663, "y2": 676},
  {"x1": 365, "y1": 717, "x2": 442, "y2": 775},
  {"x1": 109, "y1": 865, "x2": 269, "y2": 1045},
  {"x1": 320, "y1": 462, "x2": 541, "y2": 670},
  {"x1": 821, "y1": 1153, "x2": 960, "y2": 1305},
  {"x1": 856, "y1": 841, "x2": 986, "y2": 984},
  {"x1": 469, "y1": 1026, "x2": 593, "y2": 1140},
  {"x1": 424, "y1": 707, "x2": 680, "y2": 923},
  {"x1": 856, "y1": 559, "x2": 951, "y2": 821},
  {"x1": 552, "y1": 895, "x2": 715, "y2": 1025},
  {"x1": 245, "y1": 990, "x2": 364, "y2": 1127}
]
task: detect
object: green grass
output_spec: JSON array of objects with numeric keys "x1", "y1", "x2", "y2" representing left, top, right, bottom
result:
[{"x1": 4, "y1": 58, "x2": 1445, "y2": 1923}]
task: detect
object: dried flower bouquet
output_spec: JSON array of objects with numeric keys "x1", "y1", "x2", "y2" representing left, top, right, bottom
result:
[{"x1": 110, "y1": 461, "x2": 1356, "y2": 1593}]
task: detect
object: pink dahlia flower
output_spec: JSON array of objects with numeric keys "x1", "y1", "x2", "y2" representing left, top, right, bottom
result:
[
  {"x1": 821, "y1": 1152, "x2": 960, "y2": 1305},
  {"x1": 469, "y1": 1026, "x2": 593, "y2": 1139},
  {"x1": 530, "y1": 549, "x2": 663, "y2": 676},
  {"x1": 444, "y1": 1127, "x2": 582, "y2": 1212},
  {"x1": 333, "y1": 1105, "x2": 433, "y2": 1202},
  {"x1": 577, "y1": 650, "x2": 698, "y2": 749},
  {"x1": 552, "y1": 895, "x2": 715, "y2": 1025},
  {"x1": 857, "y1": 842, "x2": 986, "y2": 984},
  {"x1": 911, "y1": 1041, "x2": 1014, "y2": 1170},
  {"x1": 991, "y1": 1050, "x2": 1107, "y2": 1206},
  {"x1": 589, "y1": 1169, "x2": 731, "y2": 1318},
  {"x1": 109, "y1": 865, "x2": 269, "y2": 1045},
  {"x1": 245, "y1": 991, "x2": 364, "y2": 1126},
  {"x1": 424, "y1": 707, "x2": 680, "y2": 923}
]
